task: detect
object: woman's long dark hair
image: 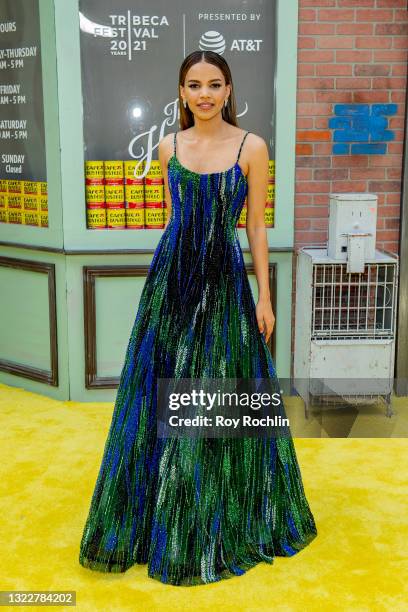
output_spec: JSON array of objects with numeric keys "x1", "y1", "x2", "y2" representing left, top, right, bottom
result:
[{"x1": 178, "y1": 51, "x2": 238, "y2": 130}]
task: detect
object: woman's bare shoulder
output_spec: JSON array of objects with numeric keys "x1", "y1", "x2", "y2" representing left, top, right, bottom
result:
[
  {"x1": 159, "y1": 132, "x2": 175, "y2": 147},
  {"x1": 243, "y1": 131, "x2": 269, "y2": 177},
  {"x1": 245, "y1": 130, "x2": 268, "y2": 153},
  {"x1": 158, "y1": 132, "x2": 175, "y2": 160}
]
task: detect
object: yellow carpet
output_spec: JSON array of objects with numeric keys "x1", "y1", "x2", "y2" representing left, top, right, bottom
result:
[{"x1": 1, "y1": 381, "x2": 407, "y2": 611}]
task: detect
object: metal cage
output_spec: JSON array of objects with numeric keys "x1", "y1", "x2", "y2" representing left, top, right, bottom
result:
[
  {"x1": 311, "y1": 260, "x2": 398, "y2": 341},
  {"x1": 294, "y1": 246, "x2": 399, "y2": 418}
]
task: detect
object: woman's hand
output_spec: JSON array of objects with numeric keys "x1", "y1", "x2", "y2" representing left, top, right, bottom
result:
[{"x1": 256, "y1": 297, "x2": 275, "y2": 343}]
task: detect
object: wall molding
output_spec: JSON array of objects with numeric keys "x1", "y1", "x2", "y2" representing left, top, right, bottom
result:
[
  {"x1": 0, "y1": 240, "x2": 293, "y2": 255},
  {"x1": 0, "y1": 255, "x2": 58, "y2": 386}
]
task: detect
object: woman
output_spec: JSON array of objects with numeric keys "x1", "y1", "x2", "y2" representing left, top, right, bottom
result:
[{"x1": 79, "y1": 50, "x2": 317, "y2": 587}]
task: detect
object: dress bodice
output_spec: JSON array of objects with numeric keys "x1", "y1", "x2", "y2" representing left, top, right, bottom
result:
[{"x1": 166, "y1": 130, "x2": 250, "y2": 231}]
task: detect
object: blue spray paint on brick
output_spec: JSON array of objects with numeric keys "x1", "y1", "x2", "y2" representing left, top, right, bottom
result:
[{"x1": 330, "y1": 103, "x2": 398, "y2": 154}]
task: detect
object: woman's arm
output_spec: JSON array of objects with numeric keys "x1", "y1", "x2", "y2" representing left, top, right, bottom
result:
[
  {"x1": 158, "y1": 134, "x2": 173, "y2": 230},
  {"x1": 245, "y1": 135, "x2": 275, "y2": 342}
]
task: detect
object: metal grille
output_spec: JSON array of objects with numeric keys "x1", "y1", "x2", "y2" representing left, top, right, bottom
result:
[{"x1": 311, "y1": 262, "x2": 397, "y2": 340}]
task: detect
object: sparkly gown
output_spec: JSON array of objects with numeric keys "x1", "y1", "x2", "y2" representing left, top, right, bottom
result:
[{"x1": 79, "y1": 130, "x2": 318, "y2": 586}]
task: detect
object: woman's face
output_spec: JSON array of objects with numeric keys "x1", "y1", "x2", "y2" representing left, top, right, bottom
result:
[{"x1": 180, "y1": 61, "x2": 231, "y2": 120}]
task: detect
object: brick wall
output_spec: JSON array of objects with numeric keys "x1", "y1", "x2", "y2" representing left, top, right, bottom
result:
[
  {"x1": 289, "y1": 0, "x2": 408, "y2": 364},
  {"x1": 295, "y1": 0, "x2": 408, "y2": 253}
]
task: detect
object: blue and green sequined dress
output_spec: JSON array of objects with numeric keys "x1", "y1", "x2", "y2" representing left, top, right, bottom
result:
[{"x1": 79, "y1": 130, "x2": 318, "y2": 586}]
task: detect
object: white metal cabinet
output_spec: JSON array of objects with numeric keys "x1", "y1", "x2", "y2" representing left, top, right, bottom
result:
[{"x1": 294, "y1": 247, "x2": 398, "y2": 418}]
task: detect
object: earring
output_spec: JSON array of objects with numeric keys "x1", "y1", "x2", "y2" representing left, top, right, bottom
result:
[
  {"x1": 224, "y1": 98, "x2": 228, "y2": 107},
  {"x1": 183, "y1": 99, "x2": 187, "y2": 109}
]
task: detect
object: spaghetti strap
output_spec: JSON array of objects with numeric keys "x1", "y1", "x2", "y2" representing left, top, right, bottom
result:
[
  {"x1": 236, "y1": 131, "x2": 250, "y2": 163},
  {"x1": 173, "y1": 130, "x2": 249, "y2": 167}
]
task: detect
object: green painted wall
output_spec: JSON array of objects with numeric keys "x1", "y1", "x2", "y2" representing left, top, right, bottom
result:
[{"x1": 0, "y1": 0, "x2": 298, "y2": 400}]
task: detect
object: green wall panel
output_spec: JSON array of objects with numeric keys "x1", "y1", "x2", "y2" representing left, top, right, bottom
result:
[
  {"x1": 95, "y1": 275, "x2": 147, "y2": 378},
  {"x1": 0, "y1": 267, "x2": 51, "y2": 369}
]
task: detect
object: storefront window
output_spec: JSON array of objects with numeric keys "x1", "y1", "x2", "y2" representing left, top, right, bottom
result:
[
  {"x1": 0, "y1": 0, "x2": 48, "y2": 229},
  {"x1": 79, "y1": 1, "x2": 276, "y2": 231}
]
